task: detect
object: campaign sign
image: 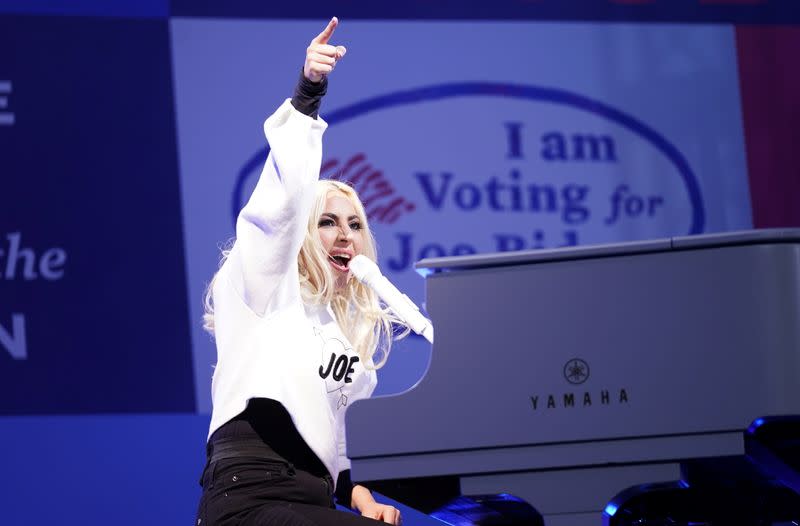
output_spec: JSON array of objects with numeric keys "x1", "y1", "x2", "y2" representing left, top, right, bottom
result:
[
  {"x1": 0, "y1": 16, "x2": 194, "y2": 413},
  {"x1": 171, "y1": 20, "x2": 750, "y2": 411}
]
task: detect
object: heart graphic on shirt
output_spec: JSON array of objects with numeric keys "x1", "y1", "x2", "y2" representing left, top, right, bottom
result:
[{"x1": 314, "y1": 328, "x2": 359, "y2": 410}]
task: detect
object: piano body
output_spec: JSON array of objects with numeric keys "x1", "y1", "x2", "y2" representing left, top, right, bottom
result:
[{"x1": 346, "y1": 229, "x2": 800, "y2": 525}]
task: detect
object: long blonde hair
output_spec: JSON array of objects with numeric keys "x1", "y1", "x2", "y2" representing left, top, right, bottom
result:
[{"x1": 204, "y1": 179, "x2": 406, "y2": 368}]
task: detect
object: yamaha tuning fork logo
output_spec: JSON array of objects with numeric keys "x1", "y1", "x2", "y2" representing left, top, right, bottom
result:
[{"x1": 564, "y1": 358, "x2": 590, "y2": 385}]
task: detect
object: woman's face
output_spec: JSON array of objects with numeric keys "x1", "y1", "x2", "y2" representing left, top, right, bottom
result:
[{"x1": 317, "y1": 191, "x2": 365, "y2": 288}]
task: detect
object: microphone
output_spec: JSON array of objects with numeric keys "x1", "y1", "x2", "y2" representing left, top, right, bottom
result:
[{"x1": 349, "y1": 255, "x2": 434, "y2": 344}]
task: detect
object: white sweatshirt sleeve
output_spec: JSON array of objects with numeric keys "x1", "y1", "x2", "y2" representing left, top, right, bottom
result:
[{"x1": 227, "y1": 99, "x2": 328, "y2": 316}]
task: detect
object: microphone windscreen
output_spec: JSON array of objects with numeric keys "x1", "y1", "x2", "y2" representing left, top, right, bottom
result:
[{"x1": 349, "y1": 255, "x2": 380, "y2": 284}]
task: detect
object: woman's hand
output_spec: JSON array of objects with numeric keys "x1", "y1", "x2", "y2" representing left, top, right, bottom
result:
[
  {"x1": 359, "y1": 501, "x2": 402, "y2": 525},
  {"x1": 305, "y1": 17, "x2": 347, "y2": 83},
  {"x1": 352, "y1": 485, "x2": 401, "y2": 525}
]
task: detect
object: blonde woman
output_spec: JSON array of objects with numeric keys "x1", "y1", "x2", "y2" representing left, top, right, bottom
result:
[{"x1": 196, "y1": 18, "x2": 405, "y2": 526}]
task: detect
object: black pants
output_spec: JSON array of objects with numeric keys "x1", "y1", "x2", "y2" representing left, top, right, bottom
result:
[{"x1": 196, "y1": 442, "x2": 384, "y2": 526}]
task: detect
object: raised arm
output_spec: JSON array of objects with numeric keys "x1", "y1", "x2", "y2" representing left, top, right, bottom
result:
[{"x1": 227, "y1": 18, "x2": 346, "y2": 316}]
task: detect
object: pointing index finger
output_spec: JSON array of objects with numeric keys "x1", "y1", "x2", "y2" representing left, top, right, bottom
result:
[{"x1": 312, "y1": 16, "x2": 338, "y2": 45}]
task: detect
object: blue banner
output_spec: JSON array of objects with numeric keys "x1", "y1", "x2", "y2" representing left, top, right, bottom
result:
[{"x1": 0, "y1": 16, "x2": 193, "y2": 413}]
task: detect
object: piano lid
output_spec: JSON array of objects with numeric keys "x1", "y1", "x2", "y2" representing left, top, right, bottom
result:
[{"x1": 414, "y1": 228, "x2": 800, "y2": 272}]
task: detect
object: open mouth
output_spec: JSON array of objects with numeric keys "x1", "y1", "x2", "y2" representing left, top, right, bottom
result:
[{"x1": 328, "y1": 254, "x2": 351, "y2": 272}]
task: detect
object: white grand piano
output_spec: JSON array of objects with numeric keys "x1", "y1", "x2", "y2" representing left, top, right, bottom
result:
[{"x1": 347, "y1": 229, "x2": 800, "y2": 526}]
